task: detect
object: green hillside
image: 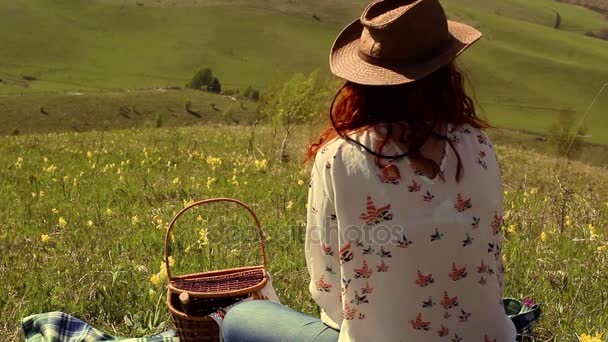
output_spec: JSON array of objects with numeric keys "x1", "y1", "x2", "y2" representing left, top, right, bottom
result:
[{"x1": 0, "y1": 0, "x2": 607, "y2": 142}]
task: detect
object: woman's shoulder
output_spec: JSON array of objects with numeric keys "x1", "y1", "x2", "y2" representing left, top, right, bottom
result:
[{"x1": 449, "y1": 123, "x2": 495, "y2": 149}]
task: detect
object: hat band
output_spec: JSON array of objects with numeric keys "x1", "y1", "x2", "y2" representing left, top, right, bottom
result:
[{"x1": 357, "y1": 36, "x2": 454, "y2": 67}]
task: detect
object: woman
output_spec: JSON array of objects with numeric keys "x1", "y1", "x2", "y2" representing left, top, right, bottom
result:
[{"x1": 223, "y1": 0, "x2": 518, "y2": 341}]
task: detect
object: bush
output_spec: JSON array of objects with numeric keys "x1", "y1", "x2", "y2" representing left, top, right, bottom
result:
[
  {"x1": 186, "y1": 68, "x2": 213, "y2": 90},
  {"x1": 251, "y1": 90, "x2": 260, "y2": 101},
  {"x1": 207, "y1": 78, "x2": 221, "y2": 93},
  {"x1": 241, "y1": 86, "x2": 261, "y2": 101},
  {"x1": 584, "y1": 27, "x2": 608, "y2": 40}
]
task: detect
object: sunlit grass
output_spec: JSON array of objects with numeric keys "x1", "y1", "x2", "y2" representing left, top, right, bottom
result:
[{"x1": 0, "y1": 125, "x2": 607, "y2": 340}]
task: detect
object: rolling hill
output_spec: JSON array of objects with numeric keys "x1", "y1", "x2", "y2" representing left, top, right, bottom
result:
[{"x1": 0, "y1": 0, "x2": 607, "y2": 142}]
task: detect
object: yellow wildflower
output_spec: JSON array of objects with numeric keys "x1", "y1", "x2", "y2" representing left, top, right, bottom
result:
[
  {"x1": 172, "y1": 177, "x2": 181, "y2": 186},
  {"x1": 286, "y1": 200, "x2": 294, "y2": 210},
  {"x1": 131, "y1": 215, "x2": 140, "y2": 225},
  {"x1": 87, "y1": 220, "x2": 94, "y2": 228},
  {"x1": 154, "y1": 217, "x2": 164, "y2": 230},
  {"x1": 254, "y1": 159, "x2": 268, "y2": 171},
  {"x1": 58, "y1": 217, "x2": 67, "y2": 229},
  {"x1": 206, "y1": 177, "x2": 216, "y2": 189},
  {"x1": 206, "y1": 156, "x2": 222, "y2": 169},
  {"x1": 39, "y1": 191, "x2": 45, "y2": 198},
  {"x1": 44, "y1": 164, "x2": 57, "y2": 173},
  {"x1": 87, "y1": 151, "x2": 93, "y2": 159},
  {"x1": 119, "y1": 175, "x2": 125, "y2": 182},
  {"x1": 41, "y1": 234, "x2": 51, "y2": 243},
  {"x1": 51, "y1": 208, "x2": 59, "y2": 214},
  {"x1": 565, "y1": 216, "x2": 572, "y2": 227},
  {"x1": 150, "y1": 274, "x2": 160, "y2": 286},
  {"x1": 580, "y1": 333, "x2": 603, "y2": 342},
  {"x1": 199, "y1": 228, "x2": 209, "y2": 245},
  {"x1": 540, "y1": 231, "x2": 547, "y2": 243},
  {"x1": 297, "y1": 179, "x2": 304, "y2": 186},
  {"x1": 158, "y1": 265, "x2": 168, "y2": 281},
  {"x1": 106, "y1": 208, "x2": 113, "y2": 217},
  {"x1": 507, "y1": 224, "x2": 516, "y2": 234},
  {"x1": 589, "y1": 224, "x2": 598, "y2": 241}
]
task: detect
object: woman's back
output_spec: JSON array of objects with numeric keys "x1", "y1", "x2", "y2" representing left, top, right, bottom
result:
[{"x1": 305, "y1": 123, "x2": 517, "y2": 341}]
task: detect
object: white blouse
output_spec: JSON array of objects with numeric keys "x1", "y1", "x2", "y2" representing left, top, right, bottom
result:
[{"x1": 305, "y1": 123, "x2": 517, "y2": 342}]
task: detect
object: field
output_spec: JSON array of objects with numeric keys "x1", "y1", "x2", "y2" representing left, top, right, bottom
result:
[
  {"x1": 0, "y1": 90, "x2": 257, "y2": 135},
  {"x1": 1, "y1": 124, "x2": 607, "y2": 341},
  {"x1": 1, "y1": 0, "x2": 608, "y2": 142},
  {"x1": 1, "y1": 0, "x2": 608, "y2": 340}
]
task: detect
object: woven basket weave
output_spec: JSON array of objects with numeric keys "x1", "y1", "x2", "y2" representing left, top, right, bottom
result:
[{"x1": 164, "y1": 198, "x2": 269, "y2": 342}]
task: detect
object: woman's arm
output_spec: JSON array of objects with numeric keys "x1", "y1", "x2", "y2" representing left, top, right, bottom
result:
[{"x1": 305, "y1": 154, "x2": 343, "y2": 328}]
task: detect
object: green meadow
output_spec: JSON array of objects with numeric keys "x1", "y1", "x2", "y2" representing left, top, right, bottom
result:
[
  {"x1": 1, "y1": 0, "x2": 607, "y2": 141},
  {"x1": 0, "y1": 125, "x2": 607, "y2": 340},
  {"x1": 2, "y1": 0, "x2": 608, "y2": 341}
]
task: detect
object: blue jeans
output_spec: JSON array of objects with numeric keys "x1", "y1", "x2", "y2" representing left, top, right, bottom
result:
[{"x1": 222, "y1": 300, "x2": 339, "y2": 342}]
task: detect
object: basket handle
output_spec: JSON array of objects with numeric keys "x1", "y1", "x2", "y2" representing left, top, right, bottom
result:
[{"x1": 163, "y1": 197, "x2": 267, "y2": 280}]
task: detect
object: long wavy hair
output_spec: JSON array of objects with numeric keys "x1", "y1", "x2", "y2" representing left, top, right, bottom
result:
[{"x1": 306, "y1": 62, "x2": 489, "y2": 182}]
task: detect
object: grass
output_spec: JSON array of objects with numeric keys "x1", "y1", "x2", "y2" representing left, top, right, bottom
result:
[
  {"x1": 0, "y1": 124, "x2": 607, "y2": 341},
  {"x1": 1, "y1": 0, "x2": 608, "y2": 142},
  {"x1": 0, "y1": 90, "x2": 257, "y2": 135}
]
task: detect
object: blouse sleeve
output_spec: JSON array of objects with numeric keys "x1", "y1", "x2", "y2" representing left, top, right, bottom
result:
[
  {"x1": 480, "y1": 130, "x2": 506, "y2": 294},
  {"x1": 305, "y1": 155, "x2": 342, "y2": 328}
]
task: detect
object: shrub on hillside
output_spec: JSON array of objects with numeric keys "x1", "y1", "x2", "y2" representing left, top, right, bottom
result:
[
  {"x1": 186, "y1": 68, "x2": 213, "y2": 90},
  {"x1": 584, "y1": 27, "x2": 608, "y2": 40},
  {"x1": 207, "y1": 78, "x2": 221, "y2": 94},
  {"x1": 242, "y1": 86, "x2": 261, "y2": 101}
]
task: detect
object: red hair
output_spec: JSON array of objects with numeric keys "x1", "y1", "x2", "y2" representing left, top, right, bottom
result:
[{"x1": 306, "y1": 62, "x2": 489, "y2": 181}]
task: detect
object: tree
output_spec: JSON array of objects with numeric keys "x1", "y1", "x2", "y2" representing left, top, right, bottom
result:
[
  {"x1": 186, "y1": 68, "x2": 213, "y2": 90},
  {"x1": 248, "y1": 86, "x2": 277, "y2": 155},
  {"x1": 548, "y1": 109, "x2": 587, "y2": 159},
  {"x1": 275, "y1": 70, "x2": 325, "y2": 162}
]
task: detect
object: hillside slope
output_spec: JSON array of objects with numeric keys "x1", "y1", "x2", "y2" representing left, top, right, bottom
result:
[{"x1": 0, "y1": 0, "x2": 607, "y2": 142}]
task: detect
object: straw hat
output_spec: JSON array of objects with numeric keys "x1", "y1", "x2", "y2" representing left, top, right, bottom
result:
[{"x1": 329, "y1": 0, "x2": 482, "y2": 85}]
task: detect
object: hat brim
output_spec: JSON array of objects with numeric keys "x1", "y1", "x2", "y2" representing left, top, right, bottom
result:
[{"x1": 329, "y1": 19, "x2": 482, "y2": 86}]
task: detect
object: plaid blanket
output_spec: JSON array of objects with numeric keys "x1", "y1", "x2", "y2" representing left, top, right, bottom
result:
[
  {"x1": 21, "y1": 312, "x2": 179, "y2": 342},
  {"x1": 22, "y1": 298, "x2": 540, "y2": 341}
]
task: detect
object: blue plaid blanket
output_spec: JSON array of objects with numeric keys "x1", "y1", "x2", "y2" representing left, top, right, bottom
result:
[
  {"x1": 21, "y1": 312, "x2": 179, "y2": 342},
  {"x1": 22, "y1": 298, "x2": 540, "y2": 341}
]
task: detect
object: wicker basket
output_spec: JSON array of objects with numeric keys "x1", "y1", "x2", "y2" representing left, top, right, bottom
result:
[{"x1": 164, "y1": 198, "x2": 269, "y2": 342}]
